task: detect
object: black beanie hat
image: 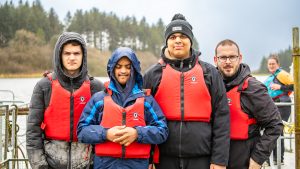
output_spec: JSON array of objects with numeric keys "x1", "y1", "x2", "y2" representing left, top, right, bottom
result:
[{"x1": 164, "y1": 13, "x2": 193, "y2": 45}]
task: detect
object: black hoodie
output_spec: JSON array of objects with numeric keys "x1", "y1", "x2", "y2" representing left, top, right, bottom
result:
[{"x1": 26, "y1": 32, "x2": 104, "y2": 169}]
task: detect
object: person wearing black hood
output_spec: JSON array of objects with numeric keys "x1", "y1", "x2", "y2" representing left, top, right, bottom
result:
[
  {"x1": 77, "y1": 47, "x2": 168, "y2": 169},
  {"x1": 214, "y1": 39, "x2": 283, "y2": 169},
  {"x1": 26, "y1": 32, "x2": 104, "y2": 169},
  {"x1": 143, "y1": 14, "x2": 230, "y2": 169}
]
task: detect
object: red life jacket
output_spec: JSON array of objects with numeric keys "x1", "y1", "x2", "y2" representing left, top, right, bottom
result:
[
  {"x1": 41, "y1": 74, "x2": 91, "y2": 142},
  {"x1": 95, "y1": 90, "x2": 151, "y2": 158},
  {"x1": 154, "y1": 60, "x2": 212, "y2": 122},
  {"x1": 227, "y1": 77, "x2": 257, "y2": 140}
]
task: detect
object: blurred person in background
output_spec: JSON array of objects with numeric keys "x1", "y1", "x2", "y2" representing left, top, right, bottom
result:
[{"x1": 264, "y1": 54, "x2": 294, "y2": 165}]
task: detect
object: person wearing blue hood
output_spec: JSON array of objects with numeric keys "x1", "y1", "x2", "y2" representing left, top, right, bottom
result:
[{"x1": 77, "y1": 47, "x2": 168, "y2": 169}]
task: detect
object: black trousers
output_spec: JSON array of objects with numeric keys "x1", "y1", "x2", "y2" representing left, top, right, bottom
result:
[
  {"x1": 273, "y1": 105, "x2": 291, "y2": 161},
  {"x1": 227, "y1": 139, "x2": 256, "y2": 169},
  {"x1": 155, "y1": 155, "x2": 210, "y2": 169}
]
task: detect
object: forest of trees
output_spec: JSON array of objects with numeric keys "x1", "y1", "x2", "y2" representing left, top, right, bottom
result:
[
  {"x1": 0, "y1": 0, "x2": 292, "y2": 76},
  {"x1": 0, "y1": 0, "x2": 201, "y2": 53},
  {"x1": 0, "y1": 0, "x2": 201, "y2": 76}
]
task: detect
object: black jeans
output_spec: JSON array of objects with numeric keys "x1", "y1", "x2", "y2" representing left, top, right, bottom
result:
[
  {"x1": 273, "y1": 105, "x2": 291, "y2": 161},
  {"x1": 155, "y1": 155, "x2": 211, "y2": 169}
]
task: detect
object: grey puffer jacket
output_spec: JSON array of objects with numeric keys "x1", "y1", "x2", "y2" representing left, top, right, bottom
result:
[{"x1": 26, "y1": 32, "x2": 104, "y2": 169}]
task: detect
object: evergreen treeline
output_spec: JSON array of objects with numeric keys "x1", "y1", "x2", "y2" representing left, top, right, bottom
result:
[
  {"x1": 0, "y1": 0, "x2": 63, "y2": 47},
  {"x1": 0, "y1": 0, "x2": 200, "y2": 75},
  {"x1": 256, "y1": 47, "x2": 292, "y2": 74},
  {"x1": 0, "y1": 0, "x2": 199, "y2": 54},
  {"x1": 66, "y1": 9, "x2": 165, "y2": 54}
]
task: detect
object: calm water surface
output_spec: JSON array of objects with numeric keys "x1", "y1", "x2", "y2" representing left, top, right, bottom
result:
[
  {"x1": 0, "y1": 76, "x2": 267, "y2": 103},
  {"x1": 0, "y1": 77, "x2": 109, "y2": 103}
]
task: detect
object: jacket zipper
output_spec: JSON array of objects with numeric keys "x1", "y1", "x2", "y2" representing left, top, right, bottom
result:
[
  {"x1": 179, "y1": 61, "x2": 184, "y2": 157},
  {"x1": 122, "y1": 111, "x2": 126, "y2": 158},
  {"x1": 70, "y1": 79, "x2": 74, "y2": 141},
  {"x1": 68, "y1": 79, "x2": 74, "y2": 169}
]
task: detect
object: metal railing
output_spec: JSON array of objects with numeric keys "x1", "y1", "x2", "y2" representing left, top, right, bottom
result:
[
  {"x1": 0, "y1": 90, "x2": 30, "y2": 169},
  {"x1": 262, "y1": 102, "x2": 295, "y2": 169}
]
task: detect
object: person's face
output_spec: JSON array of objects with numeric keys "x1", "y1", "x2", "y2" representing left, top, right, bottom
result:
[
  {"x1": 114, "y1": 57, "x2": 131, "y2": 85},
  {"x1": 167, "y1": 33, "x2": 191, "y2": 59},
  {"x1": 214, "y1": 44, "x2": 242, "y2": 78},
  {"x1": 267, "y1": 58, "x2": 279, "y2": 74},
  {"x1": 61, "y1": 43, "x2": 83, "y2": 76}
]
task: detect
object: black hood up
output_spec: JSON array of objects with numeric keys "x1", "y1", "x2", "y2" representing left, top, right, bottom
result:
[{"x1": 53, "y1": 32, "x2": 88, "y2": 89}]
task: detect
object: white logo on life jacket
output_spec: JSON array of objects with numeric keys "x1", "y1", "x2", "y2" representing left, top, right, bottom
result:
[
  {"x1": 133, "y1": 112, "x2": 138, "y2": 120},
  {"x1": 227, "y1": 98, "x2": 232, "y2": 106},
  {"x1": 191, "y1": 76, "x2": 198, "y2": 84},
  {"x1": 80, "y1": 96, "x2": 86, "y2": 104},
  {"x1": 192, "y1": 76, "x2": 196, "y2": 81}
]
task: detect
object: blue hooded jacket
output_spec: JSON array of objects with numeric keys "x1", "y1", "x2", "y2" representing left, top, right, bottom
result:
[{"x1": 77, "y1": 47, "x2": 168, "y2": 169}]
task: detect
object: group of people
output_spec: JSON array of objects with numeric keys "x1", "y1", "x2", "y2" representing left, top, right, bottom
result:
[{"x1": 26, "y1": 13, "x2": 293, "y2": 169}]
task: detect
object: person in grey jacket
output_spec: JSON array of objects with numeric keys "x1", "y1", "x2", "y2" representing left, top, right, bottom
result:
[
  {"x1": 214, "y1": 39, "x2": 283, "y2": 169},
  {"x1": 26, "y1": 32, "x2": 104, "y2": 169}
]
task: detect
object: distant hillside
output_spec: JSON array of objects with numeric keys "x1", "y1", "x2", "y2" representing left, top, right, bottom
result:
[
  {"x1": 0, "y1": 29, "x2": 159, "y2": 77},
  {"x1": 0, "y1": 0, "x2": 199, "y2": 77},
  {"x1": 0, "y1": 0, "x2": 199, "y2": 56}
]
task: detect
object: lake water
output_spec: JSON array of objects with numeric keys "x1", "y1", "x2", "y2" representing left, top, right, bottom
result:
[
  {"x1": 0, "y1": 77, "x2": 109, "y2": 104},
  {"x1": 0, "y1": 76, "x2": 267, "y2": 104}
]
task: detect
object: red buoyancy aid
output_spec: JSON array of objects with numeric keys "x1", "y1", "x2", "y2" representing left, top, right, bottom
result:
[
  {"x1": 154, "y1": 60, "x2": 212, "y2": 121},
  {"x1": 41, "y1": 74, "x2": 91, "y2": 141},
  {"x1": 95, "y1": 95, "x2": 151, "y2": 158},
  {"x1": 226, "y1": 77, "x2": 257, "y2": 140}
]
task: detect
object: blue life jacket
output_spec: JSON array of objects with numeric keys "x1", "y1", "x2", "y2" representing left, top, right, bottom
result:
[{"x1": 264, "y1": 69, "x2": 283, "y2": 99}]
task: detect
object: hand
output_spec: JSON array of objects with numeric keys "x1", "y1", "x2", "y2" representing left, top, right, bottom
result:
[
  {"x1": 248, "y1": 158, "x2": 261, "y2": 169},
  {"x1": 106, "y1": 125, "x2": 126, "y2": 142},
  {"x1": 271, "y1": 83, "x2": 281, "y2": 90},
  {"x1": 210, "y1": 164, "x2": 226, "y2": 169},
  {"x1": 148, "y1": 164, "x2": 154, "y2": 169},
  {"x1": 113, "y1": 127, "x2": 138, "y2": 146}
]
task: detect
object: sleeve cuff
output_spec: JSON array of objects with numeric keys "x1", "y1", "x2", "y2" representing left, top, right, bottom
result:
[
  {"x1": 135, "y1": 126, "x2": 143, "y2": 143},
  {"x1": 102, "y1": 128, "x2": 108, "y2": 141}
]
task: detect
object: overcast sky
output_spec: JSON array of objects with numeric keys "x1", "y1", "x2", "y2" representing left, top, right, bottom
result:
[{"x1": 9, "y1": 0, "x2": 300, "y2": 70}]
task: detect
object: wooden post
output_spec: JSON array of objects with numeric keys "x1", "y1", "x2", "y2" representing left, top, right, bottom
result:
[{"x1": 293, "y1": 27, "x2": 300, "y2": 169}]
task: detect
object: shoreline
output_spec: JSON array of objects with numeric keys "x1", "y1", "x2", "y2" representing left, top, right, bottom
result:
[
  {"x1": 0, "y1": 73, "x2": 42, "y2": 78},
  {"x1": 0, "y1": 73, "x2": 269, "y2": 79}
]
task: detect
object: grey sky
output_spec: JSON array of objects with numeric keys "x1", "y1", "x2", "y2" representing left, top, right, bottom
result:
[{"x1": 15, "y1": 0, "x2": 300, "y2": 70}]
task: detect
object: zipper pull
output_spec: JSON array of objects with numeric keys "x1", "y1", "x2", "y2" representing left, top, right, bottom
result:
[{"x1": 180, "y1": 60, "x2": 183, "y2": 69}]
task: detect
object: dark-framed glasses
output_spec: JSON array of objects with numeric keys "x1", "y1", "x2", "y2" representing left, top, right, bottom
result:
[{"x1": 217, "y1": 55, "x2": 239, "y2": 62}]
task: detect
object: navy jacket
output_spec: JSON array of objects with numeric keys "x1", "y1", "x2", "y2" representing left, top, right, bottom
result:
[{"x1": 77, "y1": 47, "x2": 168, "y2": 169}]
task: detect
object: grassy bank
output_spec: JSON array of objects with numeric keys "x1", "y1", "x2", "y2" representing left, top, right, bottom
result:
[{"x1": 0, "y1": 73, "x2": 43, "y2": 78}]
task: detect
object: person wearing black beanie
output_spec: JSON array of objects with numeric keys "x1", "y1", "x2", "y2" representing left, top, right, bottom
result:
[
  {"x1": 164, "y1": 13, "x2": 194, "y2": 46},
  {"x1": 144, "y1": 13, "x2": 230, "y2": 169}
]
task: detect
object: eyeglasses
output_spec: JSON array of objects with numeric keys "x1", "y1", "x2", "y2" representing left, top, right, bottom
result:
[{"x1": 217, "y1": 55, "x2": 239, "y2": 62}]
